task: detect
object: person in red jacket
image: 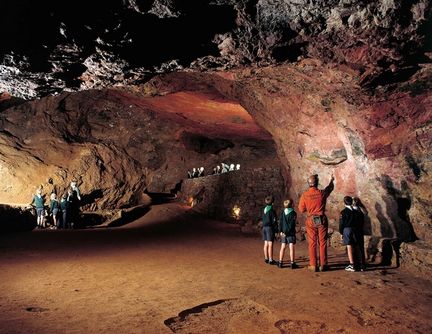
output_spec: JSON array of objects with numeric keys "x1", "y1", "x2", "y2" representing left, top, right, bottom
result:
[{"x1": 298, "y1": 174, "x2": 334, "y2": 272}]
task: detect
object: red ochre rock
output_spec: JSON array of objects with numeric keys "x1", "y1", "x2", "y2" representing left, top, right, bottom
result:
[
  {"x1": 1, "y1": 61, "x2": 431, "y2": 277},
  {"x1": 0, "y1": 87, "x2": 277, "y2": 211}
]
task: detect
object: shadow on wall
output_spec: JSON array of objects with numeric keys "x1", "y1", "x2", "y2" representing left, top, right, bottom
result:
[
  {"x1": 367, "y1": 236, "x2": 401, "y2": 267},
  {"x1": 80, "y1": 189, "x2": 104, "y2": 208},
  {"x1": 378, "y1": 175, "x2": 418, "y2": 242}
]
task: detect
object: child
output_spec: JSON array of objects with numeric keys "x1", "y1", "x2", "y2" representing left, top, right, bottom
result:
[
  {"x1": 339, "y1": 196, "x2": 357, "y2": 272},
  {"x1": 352, "y1": 197, "x2": 366, "y2": 271},
  {"x1": 278, "y1": 199, "x2": 298, "y2": 269},
  {"x1": 50, "y1": 193, "x2": 60, "y2": 229},
  {"x1": 262, "y1": 195, "x2": 277, "y2": 265},
  {"x1": 30, "y1": 187, "x2": 45, "y2": 229}
]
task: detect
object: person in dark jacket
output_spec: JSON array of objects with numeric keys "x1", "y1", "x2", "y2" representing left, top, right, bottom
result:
[
  {"x1": 277, "y1": 199, "x2": 298, "y2": 269},
  {"x1": 262, "y1": 195, "x2": 278, "y2": 265},
  {"x1": 353, "y1": 197, "x2": 366, "y2": 271},
  {"x1": 30, "y1": 187, "x2": 45, "y2": 229},
  {"x1": 49, "y1": 193, "x2": 60, "y2": 229},
  {"x1": 339, "y1": 196, "x2": 357, "y2": 272},
  {"x1": 60, "y1": 193, "x2": 70, "y2": 229}
]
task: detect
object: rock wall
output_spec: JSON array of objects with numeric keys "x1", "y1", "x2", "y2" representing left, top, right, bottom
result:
[
  {"x1": 0, "y1": 88, "x2": 279, "y2": 211},
  {"x1": 178, "y1": 167, "x2": 285, "y2": 227}
]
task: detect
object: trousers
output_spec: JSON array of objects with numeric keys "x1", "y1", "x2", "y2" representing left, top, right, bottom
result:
[{"x1": 305, "y1": 220, "x2": 328, "y2": 267}]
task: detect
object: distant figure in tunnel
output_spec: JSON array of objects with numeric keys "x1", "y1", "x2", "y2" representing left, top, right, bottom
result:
[
  {"x1": 49, "y1": 193, "x2": 60, "y2": 229},
  {"x1": 262, "y1": 195, "x2": 278, "y2": 265},
  {"x1": 70, "y1": 179, "x2": 81, "y2": 201},
  {"x1": 60, "y1": 193, "x2": 71, "y2": 229},
  {"x1": 278, "y1": 199, "x2": 298, "y2": 269},
  {"x1": 67, "y1": 188, "x2": 79, "y2": 228},
  {"x1": 298, "y1": 174, "x2": 334, "y2": 272},
  {"x1": 30, "y1": 187, "x2": 46, "y2": 229},
  {"x1": 221, "y1": 163, "x2": 229, "y2": 173}
]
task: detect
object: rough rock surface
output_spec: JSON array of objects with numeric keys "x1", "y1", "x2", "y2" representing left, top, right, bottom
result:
[
  {"x1": 0, "y1": 1, "x2": 431, "y2": 275},
  {"x1": 0, "y1": 87, "x2": 277, "y2": 211},
  {"x1": 1, "y1": 1, "x2": 431, "y2": 98},
  {"x1": 178, "y1": 166, "x2": 285, "y2": 224},
  {"x1": 136, "y1": 66, "x2": 432, "y2": 248}
]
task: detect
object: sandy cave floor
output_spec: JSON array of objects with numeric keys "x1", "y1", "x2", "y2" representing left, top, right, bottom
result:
[{"x1": 0, "y1": 203, "x2": 431, "y2": 334}]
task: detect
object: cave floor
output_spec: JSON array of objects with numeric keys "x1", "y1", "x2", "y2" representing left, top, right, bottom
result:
[{"x1": 0, "y1": 203, "x2": 431, "y2": 334}]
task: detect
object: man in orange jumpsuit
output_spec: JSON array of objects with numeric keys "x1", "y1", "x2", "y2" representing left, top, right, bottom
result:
[{"x1": 298, "y1": 174, "x2": 334, "y2": 272}]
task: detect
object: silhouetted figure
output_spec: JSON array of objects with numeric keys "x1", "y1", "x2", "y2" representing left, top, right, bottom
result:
[
  {"x1": 353, "y1": 197, "x2": 366, "y2": 271},
  {"x1": 60, "y1": 193, "x2": 71, "y2": 229},
  {"x1": 50, "y1": 193, "x2": 60, "y2": 229},
  {"x1": 68, "y1": 188, "x2": 79, "y2": 228}
]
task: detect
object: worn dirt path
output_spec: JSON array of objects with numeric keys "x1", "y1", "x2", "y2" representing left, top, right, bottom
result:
[{"x1": 0, "y1": 203, "x2": 431, "y2": 333}]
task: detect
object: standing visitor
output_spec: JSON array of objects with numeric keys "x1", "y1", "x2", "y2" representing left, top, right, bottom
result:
[
  {"x1": 339, "y1": 196, "x2": 358, "y2": 271},
  {"x1": 50, "y1": 193, "x2": 60, "y2": 229},
  {"x1": 298, "y1": 174, "x2": 334, "y2": 272},
  {"x1": 277, "y1": 199, "x2": 298, "y2": 269},
  {"x1": 262, "y1": 195, "x2": 278, "y2": 265},
  {"x1": 30, "y1": 187, "x2": 45, "y2": 229}
]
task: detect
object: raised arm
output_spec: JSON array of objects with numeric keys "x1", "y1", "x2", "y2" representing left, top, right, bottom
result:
[{"x1": 324, "y1": 175, "x2": 335, "y2": 197}]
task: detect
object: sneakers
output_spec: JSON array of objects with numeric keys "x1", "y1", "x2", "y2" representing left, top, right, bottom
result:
[
  {"x1": 291, "y1": 262, "x2": 298, "y2": 269},
  {"x1": 277, "y1": 261, "x2": 283, "y2": 268},
  {"x1": 268, "y1": 259, "x2": 276, "y2": 265},
  {"x1": 264, "y1": 259, "x2": 269, "y2": 264},
  {"x1": 319, "y1": 265, "x2": 329, "y2": 272},
  {"x1": 308, "y1": 265, "x2": 318, "y2": 272},
  {"x1": 360, "y1": 264, "x2": 366, "y2": 272},
  {"x1": 345, "y1": 264, "x2": 355, "y2": 272}
]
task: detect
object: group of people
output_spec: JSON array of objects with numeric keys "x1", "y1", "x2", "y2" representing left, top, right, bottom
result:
[
  {"x1": 187, "y1": 167, "x2": 205, "y2": 179},
  {"x1": 187, "y1": 163, "x2": 241, "y2": 179},
  {"x1": 29, "y1": 180, "x2": 82, "y2": 229},
  {"x1": 261, "y1": 173, "x2": 366, "y2": 272},
  {"x1": 212, "y1": 163, "x2": 240, "y2": 175}
]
